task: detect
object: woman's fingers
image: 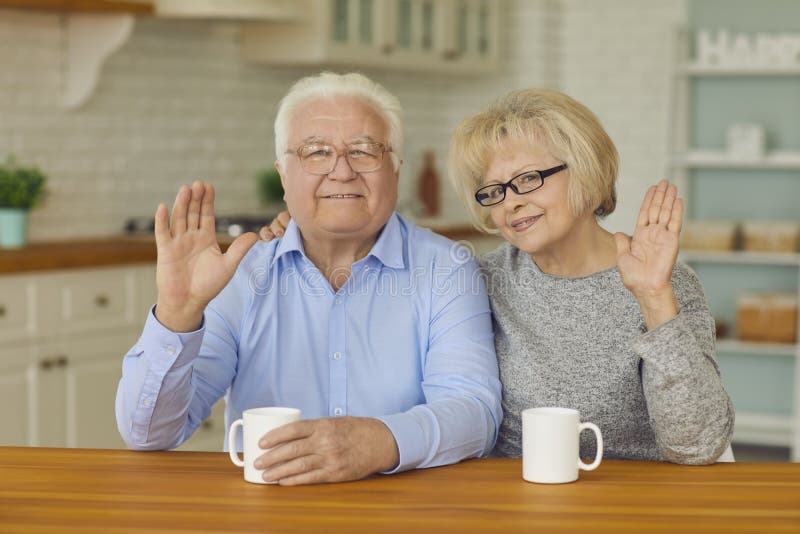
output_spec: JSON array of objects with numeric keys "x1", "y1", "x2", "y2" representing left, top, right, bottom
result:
[
  {"x1": 636, "y1": 185, "x2": 656, "y2": 229},
  {"x1": 259, "y1": 227, "x2": 274, "y2": 241},
  {"x1": 276, "y1": 210, "x2": 291, "y2": 229},
  {"x1": 648, "y1": 180, "x2": 668, "y2": 225},
  {"x1": 668, "y1": 197, "x2": 684, "y2": 234},
  {"x1": 186, "y1": 180, "x2": 204, "y2": 231},
  {"x1": 658, "y1": 184, "x2": 677, "y2": 226},
  {"x1": 199, "y1": 183, "x2": 216, "y2": 233},
  {"x1": 170, "y1": 185, "x2": 190, "y2": 236}
]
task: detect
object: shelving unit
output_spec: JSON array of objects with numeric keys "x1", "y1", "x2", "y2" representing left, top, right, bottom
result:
[{"x1": 670, "y1": 25, "x2": 800, "y2": 461}]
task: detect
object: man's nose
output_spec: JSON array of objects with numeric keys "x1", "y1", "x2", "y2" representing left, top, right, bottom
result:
[{"x1": 328, "y1": 151, "x2": 356, "y2": 180}]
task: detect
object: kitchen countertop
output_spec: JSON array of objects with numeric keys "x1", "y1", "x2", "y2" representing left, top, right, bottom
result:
[{"x1": 0, "y1": 223, "x2": 489, "y2": 274}]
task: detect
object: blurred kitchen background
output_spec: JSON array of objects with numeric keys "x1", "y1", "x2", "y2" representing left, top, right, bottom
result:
[{"x1": 0, "y1": 0, "x2": 797, "y2": 461}]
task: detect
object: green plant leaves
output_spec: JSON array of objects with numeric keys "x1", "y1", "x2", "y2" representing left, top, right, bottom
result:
[{"x1": 0, "y1": 157, "x2": 47, "y2": 209}]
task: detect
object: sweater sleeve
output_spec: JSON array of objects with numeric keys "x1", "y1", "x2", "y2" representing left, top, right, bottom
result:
[{"x1": 632, "y1": 263, "x2": 735, "y2": 465}]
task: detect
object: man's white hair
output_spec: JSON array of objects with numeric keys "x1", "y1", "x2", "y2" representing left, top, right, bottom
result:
[{"x1": 274, "y1": 72, "x2": 403, "y2": 171}]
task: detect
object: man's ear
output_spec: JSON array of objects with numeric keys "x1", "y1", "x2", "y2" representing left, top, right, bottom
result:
[{"x1": 275, "y1": 159, "x2": 287, "y2": 191}]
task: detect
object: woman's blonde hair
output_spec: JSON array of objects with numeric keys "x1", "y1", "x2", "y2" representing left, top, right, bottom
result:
[{"x1": 448, "y1": 88, "x2": 618, "y2": 234}]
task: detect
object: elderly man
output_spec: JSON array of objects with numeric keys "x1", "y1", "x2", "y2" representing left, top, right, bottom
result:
[{"x1": 115, "y1": 72, "x2": 502, "y2": 485}]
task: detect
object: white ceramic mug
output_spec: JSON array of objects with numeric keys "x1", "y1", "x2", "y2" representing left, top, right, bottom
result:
[
  {"x1": 522, "y1": 407, "x2": 603, "y2": 484},
  {"x1": 228, "y1": 407, "x2": 301, "y2": 484}
]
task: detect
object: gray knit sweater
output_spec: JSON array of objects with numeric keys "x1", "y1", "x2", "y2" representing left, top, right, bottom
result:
[{"x1": 480, "y1": 243, "x2": 735, "y2": 464}]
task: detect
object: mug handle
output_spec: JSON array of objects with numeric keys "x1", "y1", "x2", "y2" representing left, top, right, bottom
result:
[
  {"x1": 577, "y1": 422, "x2": 603, "y2": 471},
  {"x1": 228, "y1": 418, "x2": 244, "y2": 467}
]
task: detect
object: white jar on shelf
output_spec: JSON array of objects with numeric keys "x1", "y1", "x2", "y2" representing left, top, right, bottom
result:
[{"x1": 726, "y1": 123, "x2": 766, "y2": 161}]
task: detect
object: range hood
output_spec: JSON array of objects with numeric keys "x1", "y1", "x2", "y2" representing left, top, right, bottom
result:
[{"x1": 153, "y1": 0, "x2": 306, "y2": 20}]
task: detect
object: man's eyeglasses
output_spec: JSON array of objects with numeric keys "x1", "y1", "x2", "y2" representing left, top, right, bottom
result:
[
  {"x1": 287, "y1": 142, "x2": 391, "y2": 175},
  {"x1": 474, "y1": 164, "x2": 567, "y2": 206}
]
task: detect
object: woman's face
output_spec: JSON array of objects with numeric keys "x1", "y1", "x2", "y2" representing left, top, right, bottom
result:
[{"x1": 483, "y1": 139, "x2": 576, "y2": 256}]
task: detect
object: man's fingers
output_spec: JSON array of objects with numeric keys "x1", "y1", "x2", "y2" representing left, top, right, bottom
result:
[
  {"x1": 154, "y1": 203, "x2": 170, "y2": 246},
  {"x1": 260, "y1": 420, "x2": 317, "y2": 449},
  {"x1": 186, "y1": 180, "x2": 204, "y2": 231},
  {"x1": 648, "y1": 180, "x2": 668, "y2": 225},
  {"x1": 261, "y1": 454, "x2": 322, "y2": 483},
  {"x1": 199, "y1": 183, "x2": 216, "y2": 233},
  {"x1": 276, "y1": 468, "x2": 330, "y2": 486},
  {"x1": 636, "y1": 185, "x2": 656, "y2": 229},
  {"x1": 668, "y1": 197, "x2": 684, "y2": 234},
  {"x1": 223, "y1": 232, "x2": 259, "y2": 272},
  {"x1": 658, "y1": 184, "x2": 677, "y2": 226},
  {"x1": 256, "y1": 437, "x2": 315, "y2": 469},
  {"x1": 170, "y1": 185, "x2": 190, "y2": 236}
]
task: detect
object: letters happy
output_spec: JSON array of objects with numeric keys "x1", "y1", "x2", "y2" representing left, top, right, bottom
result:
[{"x1": 696, "y1": 29, "x2": 800, "y2": 68}]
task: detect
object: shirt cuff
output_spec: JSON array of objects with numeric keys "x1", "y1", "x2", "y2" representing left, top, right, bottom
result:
[
  {"x1": 375, "y1": 412, "x2": 428, "y2": 474},
  {"x1": 141, "y1": 305, "x2": 206, "y2": 372}
]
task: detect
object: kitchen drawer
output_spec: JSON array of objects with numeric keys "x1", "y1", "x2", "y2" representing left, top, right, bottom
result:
[
  {"x1": 0, "y1": 275, "x2": 36, "y2": 343},
  {"x1": 37, "y1": 267, "x2": 137, "y2": 336}
]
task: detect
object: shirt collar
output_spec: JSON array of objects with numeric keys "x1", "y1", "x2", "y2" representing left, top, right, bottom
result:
[
  {"x1": 365, "y1": 212, "x2": 405, "y2": 269},
  {"x1": 270, "y1": 212, "x2": 406, "y2": 270}
]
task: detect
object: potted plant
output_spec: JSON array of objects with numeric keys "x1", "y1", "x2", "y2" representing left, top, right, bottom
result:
[
  {"x1": 256, "y1": 167, "x2": 285, "y2": 208},
  {"x1": 0, "y1": 156, "x2": 47, "y2": 248}
]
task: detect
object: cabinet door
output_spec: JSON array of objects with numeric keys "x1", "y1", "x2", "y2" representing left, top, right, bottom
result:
[
  {"x1": 37, "y1": 267, "x2": 137, "y2": 337},
  {"x1": 0, "y1": 345, "x2": 33, "y2": 446},
  {"x1": 0, "y1": 275, "x2": 36, "y2": 344},
  {"x1": 62, "y1": 332, "x2": 137, "y2": 449},
  {"x1": 176, "y1": 399, "x2": 227, "y2": 452},
  {"x1": 30, "y1": 341, "x2": 69, "y2": 447}
]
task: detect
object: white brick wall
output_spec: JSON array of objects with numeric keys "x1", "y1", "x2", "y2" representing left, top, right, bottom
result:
[
  {"x1": 559, "y1": 0, "x2": 687, "y2": 234},
  {"x1": 0, "y1": 1, "x2": 684, "y2": 240}
]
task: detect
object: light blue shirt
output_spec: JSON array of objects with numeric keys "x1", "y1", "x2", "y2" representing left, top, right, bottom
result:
[{"x1": 115, "y1": 213, "x2": 502, "y2": 472}]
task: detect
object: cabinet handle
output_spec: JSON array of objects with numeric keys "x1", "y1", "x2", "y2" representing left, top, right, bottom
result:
[
  {"x1": 0, "y1": 305, "x2": 6, "y2": 318},
  {"x1": 381, "y1": 44, "x2": 394, "y2": 54},
  {"x1": 95, "y1": 295, "x2": 110, "y2": 308},
  {"x1": 201, "y1": 420, "x2": 213, "y2": 431},
  {"x1": 39, "y1": 359, "x2": 54, "y2": 370},
  {"x1": 55, "y1": 355, "x2": 69, "y2": 368}
]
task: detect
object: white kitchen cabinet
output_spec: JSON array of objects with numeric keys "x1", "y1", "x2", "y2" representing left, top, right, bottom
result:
[
  {"x1": 176, "y1": 400, "x2": 227, "y2": 452},
  {"x1": 63, "y1": 332, "x2": 139, "y2": 449},
  {"x1": 241, "y1": 0, "x2": 500, "y2": 74},
  {"x1": 0, "y1": 345, "x2": 33, "y2": 447}
]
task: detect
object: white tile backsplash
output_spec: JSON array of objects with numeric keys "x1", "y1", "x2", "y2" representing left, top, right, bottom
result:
[{"x1": 0, "y1": 0, "x2": 684, "y2": 240}]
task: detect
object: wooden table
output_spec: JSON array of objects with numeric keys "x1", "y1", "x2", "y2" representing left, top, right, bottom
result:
[{"x1": 1, "y1": 447, "x2": 799, "y2": 533}]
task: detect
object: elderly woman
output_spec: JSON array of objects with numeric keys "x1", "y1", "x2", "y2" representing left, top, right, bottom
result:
[
  {"x1": 261, "y1": 87, "x2": 735, "y2": 465},
  {"x1": 448, "y1": 88, "x2": 733, "y2": 464}
]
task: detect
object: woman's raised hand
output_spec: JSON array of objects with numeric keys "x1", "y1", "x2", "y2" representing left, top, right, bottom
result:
[
  {"x1": 154, "y1": 181, "x2": 259, "y2": 332},
  {"x1": 614, "y1": 180, "x2": 683, "y2": 328}
]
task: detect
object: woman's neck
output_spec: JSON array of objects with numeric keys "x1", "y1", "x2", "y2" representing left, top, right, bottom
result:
[{"x1": 530, "y1": 216, "x2": 617, "y2": 278}]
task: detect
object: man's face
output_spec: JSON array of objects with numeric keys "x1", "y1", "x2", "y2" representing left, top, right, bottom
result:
[{"x1": 277, "y1": 95, "x2": 399, "y2": 242}]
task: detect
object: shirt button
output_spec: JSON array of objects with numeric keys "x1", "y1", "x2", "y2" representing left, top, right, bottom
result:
[
  {"x1": 332, "y1": 352, "x2": 342, "y2": 360},
  {"x1": 335, "y1": 297, "x2": 342, "y2": 305},
  {"x1": 142, "y1": 397, "x2": 153, "y2": 408},
  {"x1": 334, "y1": 407, "x2": 343, "y2": 416},
  {"x1": 165, "y1": 345, "x2": 175, "y2": 355}
]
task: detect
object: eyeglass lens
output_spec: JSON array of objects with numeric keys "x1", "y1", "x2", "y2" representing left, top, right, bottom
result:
[{"x1": 299, "y1": 144, "x2": 384, "y2": 174}]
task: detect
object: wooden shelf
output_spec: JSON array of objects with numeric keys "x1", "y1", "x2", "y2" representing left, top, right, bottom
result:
[
  {"x1": 0, "y1": 0, "x2": 153, "y2": 14},
  {"x1": 680, "y1": 250, "x2": 800, "y2": 266},
  {"x1": 683, "y1": 63, "x2": 800, "y2": 76},
  {"x1": 673, "y1": 150, "x2": 800, "y2": 169},
  {"x1": 716, "y1": 339, "x2": 797, "y2": 357}
]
